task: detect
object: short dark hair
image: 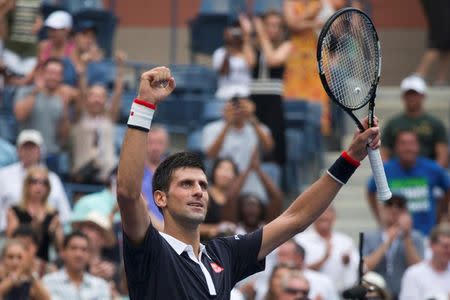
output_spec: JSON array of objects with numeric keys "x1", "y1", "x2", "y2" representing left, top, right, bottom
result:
[
  {"x1": 209, "y1": 157, "x2": 239, "y2": 185},
  {"x1": 262, "y1": 9, "x2": 283, "y2": 20},
  {"x1": 288, "y1": 239, "x2": 305, "y2": 259},
  {"x1": 152, "y1": 151, "x2": 205, "y2": 213},
  {"x1": 63, "y1": 230, "x2": 89, "y2": 249},
  {"x1": 42, "y1": 57, "x2": 64, "y2": 70},
  {"x1": 12, "y1": 225, "x2": 40, "y2": 246},
  {"x1": 394, "y1": 129, "x2": 418, "y2": 143},
  {"x1": 429, "y1": 223, "x2": 450, "y2": 244},
  {"x1": 237, "y1": 193, "x2": 266, "y2": 223}
]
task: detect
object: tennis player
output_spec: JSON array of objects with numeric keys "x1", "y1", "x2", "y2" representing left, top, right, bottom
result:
[{"x1": 117, "y1": 66, "x2": 380, "y2": 299}]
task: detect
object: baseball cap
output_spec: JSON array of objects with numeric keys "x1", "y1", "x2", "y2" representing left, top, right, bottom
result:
[
  {"x1": 45, "y1": 11, "x2": 73, "y2": 30},
  {"x1": 16, "y1": 130, "x2": 43, "y2": 147},
  {"x1": 400, "y1": 75, "x2": 427, "y2": 95}
]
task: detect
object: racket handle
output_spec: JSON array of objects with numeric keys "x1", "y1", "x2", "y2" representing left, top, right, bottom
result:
[{"x1": 367, "y1": 147, "x2": 392, "y2": 201}]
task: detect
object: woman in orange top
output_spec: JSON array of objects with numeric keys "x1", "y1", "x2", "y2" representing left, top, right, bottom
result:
[{"x1": 283, "y1": 0, "x2": 330, "y2": 135}]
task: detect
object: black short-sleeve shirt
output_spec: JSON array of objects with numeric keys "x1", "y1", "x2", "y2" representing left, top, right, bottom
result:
[{"x1": 123, "y1": 224, "x2": 265, "y2": 300}]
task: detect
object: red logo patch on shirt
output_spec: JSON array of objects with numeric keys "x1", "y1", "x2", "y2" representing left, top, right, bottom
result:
[
  {"x1": 210, "y1": 262, "x2": 224, "y2": 273},
  {"x1": 130, "y1": 111, "x2": 134, "y2": 116}
]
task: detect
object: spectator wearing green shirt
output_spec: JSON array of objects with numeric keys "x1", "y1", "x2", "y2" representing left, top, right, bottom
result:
[{"x1": 381, "y1": 75, "x2": 448, "y2": 168}]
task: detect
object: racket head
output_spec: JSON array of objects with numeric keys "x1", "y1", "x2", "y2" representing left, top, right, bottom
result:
[{"x1": 317, "y1": 7, "x2": 381, "y2": 111}]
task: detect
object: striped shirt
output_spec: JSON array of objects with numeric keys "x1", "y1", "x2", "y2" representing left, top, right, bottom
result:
[{"x1": 42, "y1": 268, "x2": 111, "y2": 300}]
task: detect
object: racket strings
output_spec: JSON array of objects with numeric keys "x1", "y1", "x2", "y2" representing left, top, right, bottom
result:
[{"x1": 320, "y1": 11, "x2": 379, "y2": 110}]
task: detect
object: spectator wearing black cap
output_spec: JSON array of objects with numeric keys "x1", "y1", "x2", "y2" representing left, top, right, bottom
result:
[
  {"x1": 381, "y1": 75, "x2": 448, "y2": 168},
  {"x1": 363, "y1": 194, "x2": 424, "y2": 299}
]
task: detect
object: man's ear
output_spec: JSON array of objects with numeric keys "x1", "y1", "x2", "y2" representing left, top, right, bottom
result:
[{"x1": 154, "y1": 190, "x2": 167, "y2": 209}]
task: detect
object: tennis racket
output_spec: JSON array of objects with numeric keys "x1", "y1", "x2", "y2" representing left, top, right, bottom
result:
[{"x1": 317, "y1": 7, "x2": 392, "y2": 201}]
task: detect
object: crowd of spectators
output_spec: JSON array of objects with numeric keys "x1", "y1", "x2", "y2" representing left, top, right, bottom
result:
[{"x1": 0, "y1": 1, "x2": 449, "y2": 300}]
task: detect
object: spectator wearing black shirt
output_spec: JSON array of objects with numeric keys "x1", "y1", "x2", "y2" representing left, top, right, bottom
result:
[{"x1": 116, "y1": 66, "x2": 380, "y2": 300}]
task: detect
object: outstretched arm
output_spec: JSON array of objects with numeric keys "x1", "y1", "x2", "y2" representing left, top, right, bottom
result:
[
  {"x1": 258, "y1": 121, "x2": 380, "y2": 260},
  {"x1": 117, "y1": 67, "x2": 175, "y2": 245}
]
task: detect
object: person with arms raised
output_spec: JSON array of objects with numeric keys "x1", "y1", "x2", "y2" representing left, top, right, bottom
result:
[{"x1": 116, "y1": 66, "x2": 380, "y2": 299}]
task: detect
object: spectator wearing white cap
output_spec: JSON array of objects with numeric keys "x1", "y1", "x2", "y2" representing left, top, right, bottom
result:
[
  {"x1": 0, "y1": 129, "x2": 70, "y2": 233},
  {"x1": 381, "y1": 75, "x2": 448, "y2": 168},
  {"x1": 32, "y1": 10, "x2": 78, "y2": 87},
  {"x1": 39, "y1": 10, "x2": 75, "y2": 64}
]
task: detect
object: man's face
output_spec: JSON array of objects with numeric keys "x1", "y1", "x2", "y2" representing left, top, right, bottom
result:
[
  {"x1": 380, "y1": 201, "x2": 406, "y2": 227},
  {"x1": 147, "y1": 129, "x2": 169, "y2": 162},
  {"x1": 43, "y1": 62, "x2": 63, "y2": 91},
  {"x1": 270, "y1": 267, "x2": 291, "y2": 298},
  {"x1": 62, "y1": 237, "x2": 90, "y2": 273},
  {"x1": 279, "y1": 276, "x2": 310, "y2": 300},
  {"x1": 3, "y1": 244, "x2": 26, "y2": 273},
  {"x1": 79, "y1": 223, "x2": 105, "y2": 252},
  {"x1": 75, "y1": 29, "x2": 96, "y2": 52},
  {"x1": 18, "y1": 142, "x2": 41, "y2": 167},
  {"x1": 264, "y1": 14, "x2": 283, "y2": 41},
  {"x1": 403, "y1": 90, "x2": 424, "y2": 114},
  {"x1": 158, "y1": 168, "x2": 209, "y2": 225},
  {"x1": 277, "y1": 242, "x2": 303, "y2": 269},
  {"x1": 394, "y1": 132, "x2": 419, "y2": 165},
  {"x1": 86, "y1": 85, "x2": 107, "y2": 115},
  {"x1": 314, "y1": 207, "x2": 335, "y2": 235},
  {"x1": 431, "y1": 235, "x2": 450, "y2": 266}
]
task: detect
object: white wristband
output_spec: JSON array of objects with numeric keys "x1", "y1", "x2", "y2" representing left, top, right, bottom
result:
[{"x1": 127, "y1": 99, "x2": 156, "y2": 132}]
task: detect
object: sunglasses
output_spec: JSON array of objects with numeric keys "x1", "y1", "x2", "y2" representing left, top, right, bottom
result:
[
  {"x1": 28, "y1": 177, "x2": 49, "y2": 186},
  {"x1": 284, "y1": 287, "x2": 309, "y2": 296},
  {"x1": 384, "y1": 201, "x2": 406, "y2": 209}
]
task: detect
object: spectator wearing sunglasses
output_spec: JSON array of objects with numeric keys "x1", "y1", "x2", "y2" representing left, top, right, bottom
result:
[
  {"x1": 0, "y1": 130, "x2": 70, "y2": 233},
  {"x1": 363, "y1": 194, "x2": 424, "y2": 299},
  {"x1": 5, "y1": 165, "x2": 64, "y2": 262},
  {"x1": 279, "y1": 270, "x2": 311, "y2": 300}
]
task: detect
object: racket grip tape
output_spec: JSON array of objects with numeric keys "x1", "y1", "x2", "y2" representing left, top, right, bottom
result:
[{"x1": 367, "y1": 147, "x2": 392, "y2": 201}]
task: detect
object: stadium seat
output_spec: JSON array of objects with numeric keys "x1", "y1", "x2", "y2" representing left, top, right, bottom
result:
[
  {"x1": 73, "y1": 9, "x2": 118, "y2": 57},
  {"x1": 87, "y1": 59, "x2": 116, "y2": 87},
  {"x1": 0, "y1": 85, "x2": 16, "y2": 115},
  {"x1": 201, "y1": 100, "x2": 226, "y2": 125},
  {"x1": 63, "y1": 182, "x2": 104, "y2": 204},
  {"x1": 252, "y1": 0, "x2": 283, "y2": 15},
  {"x1": 114, "y1": 124, "x2": 127, "y2": 154},
  {"x1": 261, "y1": 162, "x2": 282, "y2": 187},
  {"x1": 186, "y1": 128, "x2": 204, "y2": 159},
  {"x1": 189, "y1": 14, "x2": 230, "y2": 58},
  {"x1": 199, "y1": 0, "x2": 246, "y2": 16},
  {"x1": 62, "y1": 0, "x2": 104, "y2": 13},
  {"x1": 0, "y1": 115, "x2": 18, "y2": 144}
]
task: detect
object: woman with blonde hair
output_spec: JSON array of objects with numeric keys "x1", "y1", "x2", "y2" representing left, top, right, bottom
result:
[{"x1": 6, "y1": 165, "x2": 64, "y2": 261}]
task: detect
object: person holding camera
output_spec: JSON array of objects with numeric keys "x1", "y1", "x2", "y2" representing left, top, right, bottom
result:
[{"x1": 212, "y1": 15, "x2": 256, "y2": 100}]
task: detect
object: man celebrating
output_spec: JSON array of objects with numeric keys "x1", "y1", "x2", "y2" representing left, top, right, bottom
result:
[{"x1": 116, "y1": 67, "x2": 380, "y2": 299}]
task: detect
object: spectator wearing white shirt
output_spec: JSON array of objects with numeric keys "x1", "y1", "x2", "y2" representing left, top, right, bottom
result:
[
  {"x1": 399, "y1": 224, "x2": 450, "y2": 300},
  {"x1": 42, "y1": 231, "x2": 111, "y2": 300},
  {"x1": 253, "y1": 239, "x2": 339, "y2": 300},
  {"x1": 0, "y1": 130, "x2": 70, "y2": 232},
  {"x1": 294, "y1": 206, "x2": 359, "y2": 293},
  {"x1": 202, "y1": 96, "x2": 274, "y2": 203},
  {"x1": 212, "y1": 16, "x2": 255, "y2": 100}
]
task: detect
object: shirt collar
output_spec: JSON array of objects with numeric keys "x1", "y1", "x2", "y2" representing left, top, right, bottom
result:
[
  {"x1": 159, "y1": 231, "x2": 210, "y2": 259},
  {"x1": 62, "y1": 268, "x2": 91, "y2": 286}
]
